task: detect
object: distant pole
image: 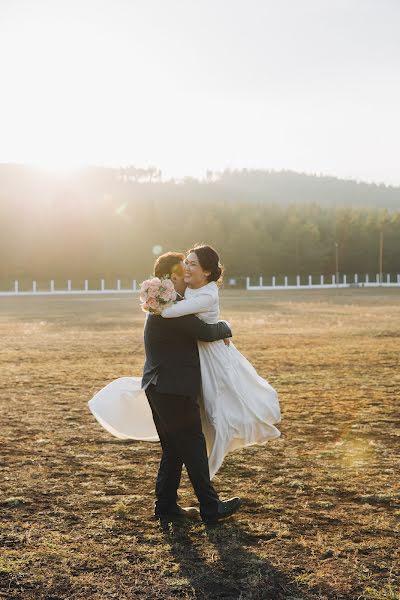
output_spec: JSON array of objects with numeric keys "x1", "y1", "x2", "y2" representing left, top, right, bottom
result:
[
  {"x1": 379, "y1": 230, "x2": 383, "y2": 285},
  {"x1": 335, "y1": 242, "x2": 339, "y2": 287}
]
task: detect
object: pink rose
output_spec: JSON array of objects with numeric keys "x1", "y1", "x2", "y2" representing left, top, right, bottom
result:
[
  {"x1": 141, "y1": 301, "x2": 150, "y2": 312},
  {"x1": 150, "y1": 277, "x2": 161, "y2": 286},
  {"x1": 148, "y1": 285, "x2": 160, "y2": 298},
  {"x1": 147, "y1": 297, "x2": 159, "y2": 310},
  {"x1": 160, "y1": 290, "x2": 172, "y2": 302},
  {"x1": 163, "y1": 279, "x2": 174, "y2": 290},
  {"x1": 140, "y1": 279, "x2": 151, "y2": 292}
]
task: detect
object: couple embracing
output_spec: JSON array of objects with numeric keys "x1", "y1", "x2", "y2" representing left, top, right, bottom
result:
[{"x1": 89, "y1": 245, "x2": 281, "y2": 524}]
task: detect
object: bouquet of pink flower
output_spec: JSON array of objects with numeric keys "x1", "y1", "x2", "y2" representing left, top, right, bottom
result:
[{"x1": 139, "y1": 276, "x2": 177, "y2": 314}]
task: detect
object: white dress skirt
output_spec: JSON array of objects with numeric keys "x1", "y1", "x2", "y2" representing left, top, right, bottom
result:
[{"x1": 88, "y1": 282, "x2": 281, "y2": 479}]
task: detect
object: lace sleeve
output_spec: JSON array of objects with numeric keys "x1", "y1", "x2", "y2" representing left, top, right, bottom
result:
[{"x1": 161, "y1": 292, "x2": 215, "y2": 318}]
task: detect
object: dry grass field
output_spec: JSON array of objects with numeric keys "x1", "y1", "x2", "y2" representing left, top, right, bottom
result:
[{"x1": 1, "y1": 288, "x2": 399, "y2": 600}]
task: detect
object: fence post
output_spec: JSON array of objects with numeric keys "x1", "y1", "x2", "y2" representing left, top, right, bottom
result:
[
  {"x1": 354, "y1": 274, "x2": 358, "y2": 283},
  {"x1": 332, "y1": 275, "x2": 336, "y2": 285},
  {"x1": 296, "y1": 275, "x2": 300, "y2": 287},
  {"x1": 101, "y1": 279, "x2": 105, "y2": 292},
  {"x1": 50, "y1": 280, "x2": 54, "y2": 292},
  {"x1": 376, "y1": 273, "x2": 380, "y2": 284},
  {"x1": 343, "y1": 274, "x2": 347, "y2": 285},
  {"x1": 386, "y1": 274, "x2": 390, "y2": 284},
  {"x1": 133, "y1": 280, "x2": 137, "y2": 292},
  {"x1": 272, "y1": 276, "x2": 276, "y2": 287},
  {"x1": 14, "y1": 280, "x2": 19, "y2": 294},
  {"x1": 259, "y1": 276, "x2": 263, "y2": 287},
  {"x1": 84, "y1": 280, "x2": 89, "y2": 291},
  {"x1": 320, "y1": 275, "x2": 324, "y2": 285},
  {"x1": 365, "y1": 274, "x2": 369, "y2": 284},
  {"x1": 117, "y1": 279, "x2": 121, "y2": 291},
  {"x1": 308, "y1": 275, "x2": 312, "y2": 286},
  {"x1": 398, "y1": 274, "x2": 400, "y2": 284},
  {"x1": 284, "y1": 276, "x2": 288, "y2": 287},
  {"x1": 67, "y1": 280, "x2": 72, "y2": 292}
]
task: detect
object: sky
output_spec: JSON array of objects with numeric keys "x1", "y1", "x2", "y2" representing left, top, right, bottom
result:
[{"x1": 0, "y1": 0, "x2": 399, "y2": 184}]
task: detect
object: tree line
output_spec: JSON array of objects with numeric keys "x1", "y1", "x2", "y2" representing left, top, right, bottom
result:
[{"x1": 0, "y1": 164, "x2": 399, "y2": 286}]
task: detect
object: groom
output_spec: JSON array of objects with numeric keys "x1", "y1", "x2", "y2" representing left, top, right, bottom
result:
[{"x1": 142, "y1": 251, "x2": 242, "y2": 523}]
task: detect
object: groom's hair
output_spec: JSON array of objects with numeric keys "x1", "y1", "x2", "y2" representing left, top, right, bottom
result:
[{"x1": 154, "y1": 252, "x2": 185, "y2": 278}]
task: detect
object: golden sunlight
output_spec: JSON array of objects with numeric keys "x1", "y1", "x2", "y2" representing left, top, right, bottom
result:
[{"x1": 3, "y1": 17, "x2": 131, "y2": 170}]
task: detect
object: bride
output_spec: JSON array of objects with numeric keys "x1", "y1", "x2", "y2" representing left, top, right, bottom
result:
[
  {"x1": 89, "y1": 245, "x2": 281, "y2": 479},
  {"x1": 160, "y1": 245, "x2": 281, "y2": 478}
]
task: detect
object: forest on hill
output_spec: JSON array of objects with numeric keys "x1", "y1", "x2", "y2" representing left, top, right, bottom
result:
[{"x1": 0, "y1": 164, "x2": 399, "y2": 285}]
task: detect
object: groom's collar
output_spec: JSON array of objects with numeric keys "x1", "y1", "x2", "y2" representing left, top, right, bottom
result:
[{"x1": 176, "y1": 291, "x2": 184, "y2": 301}]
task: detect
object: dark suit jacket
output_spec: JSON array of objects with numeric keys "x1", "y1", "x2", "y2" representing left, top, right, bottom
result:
[{"x1": 142, "y1": 313, "x2": 232, "y2": 396}]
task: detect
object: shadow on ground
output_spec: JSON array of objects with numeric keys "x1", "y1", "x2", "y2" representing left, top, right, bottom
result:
[{"x1": 159, "y1": 517, "x2": 343, "y2": 600}]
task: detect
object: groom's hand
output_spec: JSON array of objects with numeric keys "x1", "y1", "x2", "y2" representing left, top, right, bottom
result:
[{"x1": 223, "y1": 338, "x2": 230, "y2": 346}]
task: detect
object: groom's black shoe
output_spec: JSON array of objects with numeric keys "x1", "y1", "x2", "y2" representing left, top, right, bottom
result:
[
  {"x1": 155, "y1": 504, "x2": 200, "y2": 521},
  {"x1": 202, "y1": 497, "x2": 242, "y2": 524}
]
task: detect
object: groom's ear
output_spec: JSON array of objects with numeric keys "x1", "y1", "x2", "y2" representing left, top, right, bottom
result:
[{"x1": 170, "y1": 271, "x2": 183, "y2": 283}]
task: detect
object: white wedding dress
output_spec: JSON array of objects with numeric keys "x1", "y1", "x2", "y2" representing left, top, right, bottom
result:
[{"x1": 88, "y1": 282, "x2": 281, "y2": 478}]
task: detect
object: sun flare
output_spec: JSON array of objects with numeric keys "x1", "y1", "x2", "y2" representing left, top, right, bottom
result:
[{"x1": 2, "y1": 17, "x2": 126, "y2": 172}]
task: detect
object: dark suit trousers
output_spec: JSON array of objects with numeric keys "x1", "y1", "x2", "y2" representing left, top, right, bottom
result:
[{"x1": 145, "y1": 384, "x2": 220, "y2": 517}]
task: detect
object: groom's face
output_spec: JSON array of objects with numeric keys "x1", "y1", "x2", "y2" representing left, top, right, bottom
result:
[{"x1": 171, "y1": 260, "x2": 187, "y2": 296}]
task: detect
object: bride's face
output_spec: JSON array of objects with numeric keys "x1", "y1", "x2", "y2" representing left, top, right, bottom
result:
[{"x1": 184, "y1": 252, "x2": 211, "y2": 289}]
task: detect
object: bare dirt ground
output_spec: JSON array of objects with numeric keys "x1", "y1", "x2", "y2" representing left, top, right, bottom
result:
[{"x1": 1, "y1": 288, "x2": 399, "y2": 600}]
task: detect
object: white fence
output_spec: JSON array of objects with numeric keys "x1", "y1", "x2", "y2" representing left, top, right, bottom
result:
[
  {"x1": 0, "y1": 279, "x2": 140, "y2": 297},
  {"x1": 1, "y1": 274, "x2": 400, "y2": 297},
  {"x1": 246, "y1": 273, "x2": 400, "y2": 291}
]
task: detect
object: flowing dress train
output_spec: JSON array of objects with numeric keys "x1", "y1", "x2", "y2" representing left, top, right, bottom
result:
[{"x1": 88, "y1": 282, "x2": 281, "y2": 478}]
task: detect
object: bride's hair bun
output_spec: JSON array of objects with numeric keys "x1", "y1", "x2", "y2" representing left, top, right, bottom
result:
[{"x1": 189, "y1": 244, "x2": 224, "y2": 285}]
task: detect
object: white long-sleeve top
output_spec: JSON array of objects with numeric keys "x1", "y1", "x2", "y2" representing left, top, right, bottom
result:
[{"x1": 161, "y1": 281, "x2": 219, "y2": 324}]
